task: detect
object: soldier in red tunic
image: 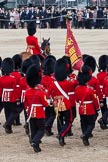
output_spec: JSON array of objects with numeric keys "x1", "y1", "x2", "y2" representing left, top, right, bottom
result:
[
  {"x1": 0, "y1": 58, "x2": 18, "y2": 134},
  {"x1": 97, "y1": 55, "x2": 108, "y2": 115},
  {"x1": 84, "y1": 56, "x2": 103, "y2": 121},
  {"x1": 26, "y1": 21, "x2": 41, "y2": 55},
  {"x1": 41, "y1": 56, "x2": 56, "y2": 136},
  {"x1": 75, "y1": 65, "x2": 100, "y2": 146},
  {"x1": 24, "y1": 64, "x2": 48, "y2": 153},
  {"x1": 11, "y1": 54, "x2": 22, "y2": 126},
  {"x1": 0, "y1": 56, "x2": 3, "y2": 114},
  {"x1": 19, "y1": 58, "x2": 35, "y2": 135},
  {"x1": 47, "y1": 58, "x2": 77, "y2": 146},
  {"x1": 62, "y1": 55, "x2": 78, "y2": 136}
]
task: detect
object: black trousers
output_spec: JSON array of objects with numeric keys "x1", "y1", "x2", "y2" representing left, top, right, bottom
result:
[
  {"x1": 57, "y1": 109, "x2": 73, "y2": 138},
  {"x1": 3, "y1": 102, "x2": 18, "y2": 127},
  {"x1": 80, "y1": 115, "x2": 96, "y2": 138},
  {"x1": 45, "y1": 106, "x2": 56, "y2": 128},
  {"x1": 101, "y1": 98, "x2": 107, "y2": 115},
  {"x1": 102, "y1": 110, "x2": 108, "y2": 124},
  {"x1": 30, "y1": 118, "x2": 45, "y2": 145},
  {"x1": 0, "y1": 98, "x2": 3, "y2": 113}
]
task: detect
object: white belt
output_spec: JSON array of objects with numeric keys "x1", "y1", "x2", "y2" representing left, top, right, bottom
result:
[
  {"x1": 3, "y1": 88, "x2": 14, "y2": 91},
  {"x1": 21, "y1": 90, "x2": 26, "y2": 103},
  {"x1": 31, "y1": 104, "x2": 43, "y2": 107},
  {"x1": 68, "y1": 92, "x2": 75, "y2": 95},
  {"x1": 79, "y1": 101, "x2": 93, "y2": 104},
  {"x1": 27, "y1": 104, "x2": 43, "y2": 123},
  {"x1": 2, "y1": 88, "x2": 14, "y2": 102},
  {"x1": 100, "y1": 85, "x2": 103, "y2": 88}
]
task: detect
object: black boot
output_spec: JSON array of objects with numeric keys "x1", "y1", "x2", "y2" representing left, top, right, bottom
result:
[
  {"x1": 3, "y1": 124, "x2": 13, "y2": 134},
  {"x1": 31, "y1": 142, "x2": 41, "y2": 153},
  {"x1": 58, "y1": 136, "x2": 65, "y2": 146},
  {"x1": 45, "y1": 126, "x2": 54, "y2": 136},
  {"x1": 82, "y1": 135, "x2": 90, "y2": 146},
  {"x1": 98, "y1": 118, "x2": 107, "y2": 130},
  {"x1": 24, "y1": 123, "x2": 30, "y2": 135}
]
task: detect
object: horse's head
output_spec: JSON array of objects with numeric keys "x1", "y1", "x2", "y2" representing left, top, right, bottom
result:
[{"x1": 41, "y1": 37, "x2": 51, "y2": 56}]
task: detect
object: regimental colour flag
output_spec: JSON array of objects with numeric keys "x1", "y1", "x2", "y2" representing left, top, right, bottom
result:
[{"x1": 65, "y1": 19, "x2": 83, "y2": 71}]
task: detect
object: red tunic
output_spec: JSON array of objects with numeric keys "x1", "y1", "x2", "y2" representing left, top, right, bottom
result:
[
  {"x1": 41, "y1": 75, "x2": 55, "y2": 91},
  {"x1": 11, "y1": 71, "x2": 22, "y2": 100},
  {"x1": 47, "y1": 80, "x2": 77, "y2": 111},
  {"x1": 19, "y1": 76, "x2": 28, "y2": 103},
  {"x1": 87, "y1": 76, "x2": 103, "y2": 101},
  {"x1": 26, "y1": 35, "x2": 41, "y2": 55},
  {"x1": 69, "y1": 73, "x2": 77, "y2": 80},
  {"x1": 67, "y1": 74, "x2": 78, "y2": 107},
  {"x1": 0, "y1": 75, "x2": 17, "y2": 102},
  {"x1": 75, "y1": 85, "x2": 100, "y2": 115},
  {"x1": 103, "y1": 76, "x2": 108, "y2": 97},
  {"x1": 24, "y1": 85, "x2": 48, "y2": 119},
  {"x1": 97, "y1": 71, "x2": 107, "y2": 97},
  {"x1": 0, "y1": 76, "x2": 3, "y2": 98}
]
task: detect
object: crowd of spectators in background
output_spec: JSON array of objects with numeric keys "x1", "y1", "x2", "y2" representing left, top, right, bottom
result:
[{"x1": 0, "y1": 5, "x2": 108, "y2": 29}]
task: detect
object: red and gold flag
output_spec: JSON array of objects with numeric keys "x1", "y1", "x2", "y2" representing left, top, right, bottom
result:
[{"x1": 65, "y1": 19, "x2": 83, "y2": 71}]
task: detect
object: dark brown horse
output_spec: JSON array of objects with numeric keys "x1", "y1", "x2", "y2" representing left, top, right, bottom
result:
[{"x1": 41, "y1": 37, "x2": 51, "y2": 57}]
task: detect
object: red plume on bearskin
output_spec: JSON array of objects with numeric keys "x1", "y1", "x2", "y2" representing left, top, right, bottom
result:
[{"x1": 65, "y1": 19, "x2": 83, "y2": 71}]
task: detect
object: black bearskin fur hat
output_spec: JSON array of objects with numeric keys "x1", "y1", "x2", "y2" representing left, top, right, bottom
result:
[
  {"x1": 45, "y1": 55, "x2": 56, "y2": 62},
  {"x1": 82, "y1": 54, "x2": 90, "y2": 62},
  {"x1": 27, "y1": 21, "x2": 36, "y2": 36},
  {"x1": 0, "y1": 56, "x2": 2, "y2": 68},
  {"x1": 1, "y1": 57, "x2": 14, "y2": 75},
  {"x1": 29, "y1": 55, "x2": 41, "y2": 68},
  {"x1": 77, "y1": 65, "x2": 92, "y2": 85},
  {"x1": 12, "y1": 54, "x2": 22, "y2": 70},
  {"x1": 55, "y1": 58, "x2": 68, "y2": 81},
  {"x1": 98, "y1": 55, "x2": 108, "y2": 72},
  {"x1": 84, "y1": 55, "x2": 96, "y2": 73},
  {"x1": 62, "y1": 55, "x2": 72, "y2": 75},
  {"x1": 43, "y1": 57, "x2": 56, "y2": 76},
  {"x1": 26, "y1": 64, "x2": 42, "y2": 88},
  {"x1": 21, "y1": 58, "x2": 33, "y2": 74}
]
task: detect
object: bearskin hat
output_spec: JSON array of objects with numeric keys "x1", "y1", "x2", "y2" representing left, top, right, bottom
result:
[
  {"x1": 12, "y1": 54, "x2": 22, "y2": 70},
  {"x1": 0, "y1": 56, "x2": 2, "y2": 68},
  {"x1": 27, "y1": 21, "x2": 36, "y2": 36},
  {"x1": 45, "y1": 55, "x2": 56, "y2": 62},
  {"x1": 29, "y1": 55, "x2": 41, "y2": 67},
  {"x1": 98, "y1": 55, "x2": 108, "y2": 71},
  {"x1": 82, "y1": 54, "x2": 90, "y2": 62},
  {"x1": 84, "y1": 55, "x2": 96, "y2": 73},
  {"x1": 21, "y1": 58, "x2": 33, "y2": 74},
  {"x1": 55, "y1": 58, "x2": 68, "y2": 81},
  {"x1": 77, "y1": 65, "x2": 92, "y2": 85},
  {"x1": 26, "y1": 64, "x2": 42, "y2": 88},
  {"x1": 1, "y1": 57, "x2": 14, "y2": 75},
  {"x1": 43, "y1": 57, "x2": 56, "y2": 76},
  {"x1": 62, "y1": 55, "x2": 72, "y2": 75}
]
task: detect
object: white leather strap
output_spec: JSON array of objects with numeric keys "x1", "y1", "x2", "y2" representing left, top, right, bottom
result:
[{"x1": 54, "y1": 81, "x2": 69, "y2": 100}]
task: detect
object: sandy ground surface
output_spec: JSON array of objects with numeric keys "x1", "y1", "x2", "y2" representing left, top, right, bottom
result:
[{"x1": 0, "y1": 29, "x2": 108, "y2": 162}]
